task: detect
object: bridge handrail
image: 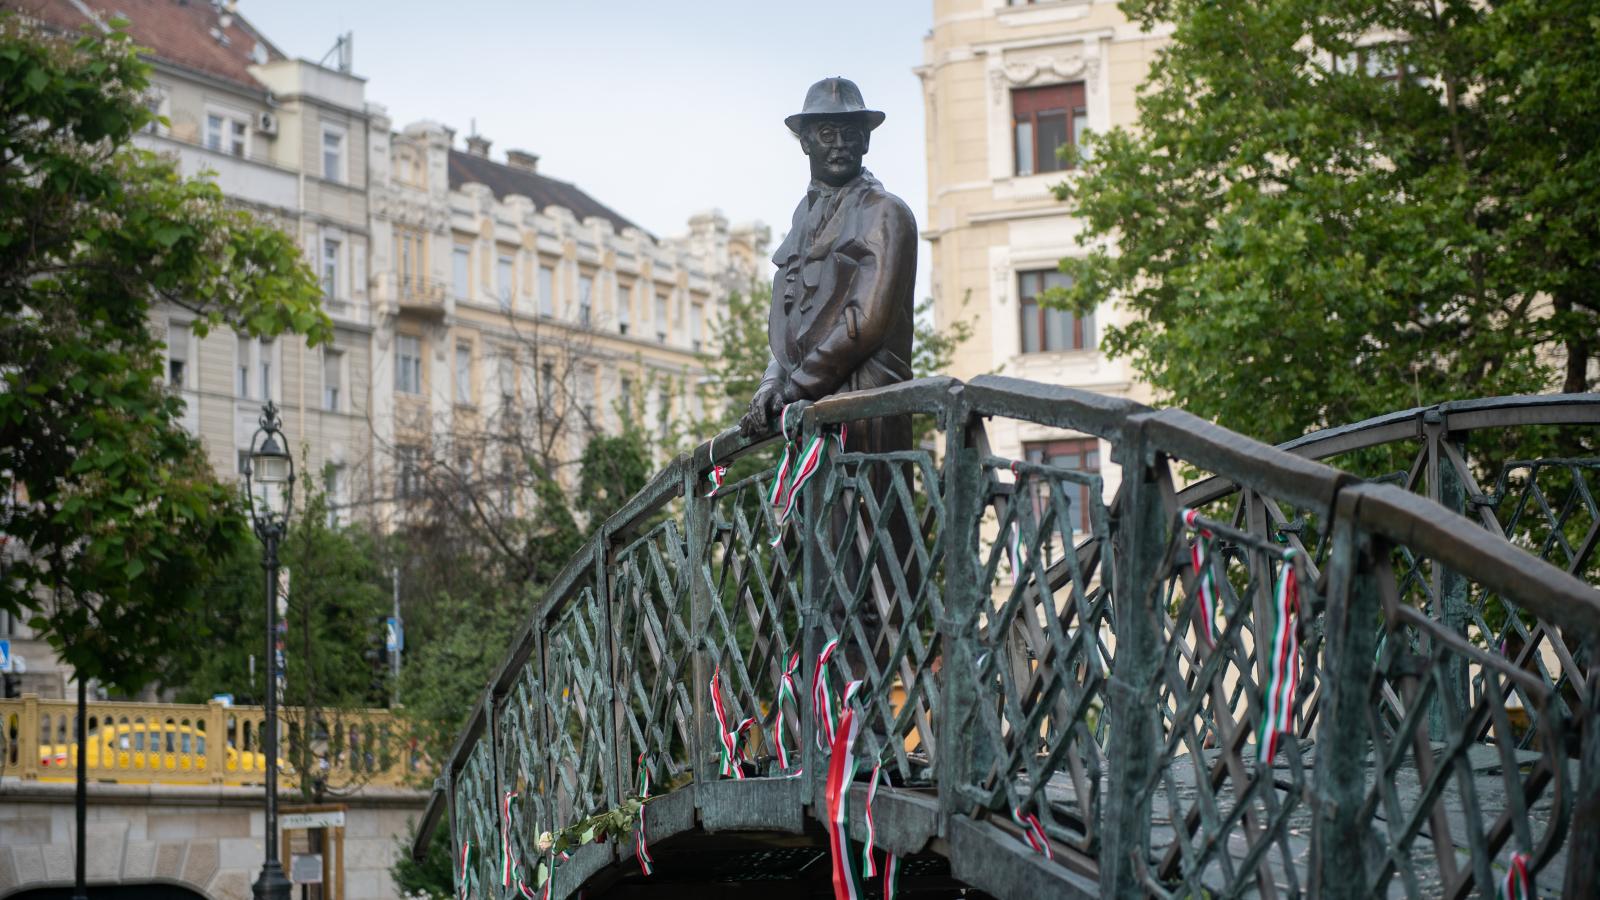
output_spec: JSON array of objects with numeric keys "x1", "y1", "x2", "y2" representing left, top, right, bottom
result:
[{"x1": 425, "y1": 376, "x2": 1600, "y2": 899}]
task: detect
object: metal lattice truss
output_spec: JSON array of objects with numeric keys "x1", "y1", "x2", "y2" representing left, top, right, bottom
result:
[{"x1": 419, "y1": 380, "x2": 1600, "y2": 900}]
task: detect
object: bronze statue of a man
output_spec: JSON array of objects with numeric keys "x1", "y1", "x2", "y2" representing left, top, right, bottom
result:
[{"x1": 740, "y1": 77, "x2": 917, "y2": 453}]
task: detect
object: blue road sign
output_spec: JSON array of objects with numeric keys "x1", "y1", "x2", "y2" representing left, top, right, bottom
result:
[
  {"x1": 385, "y1": 617, "x2": 403, "y2": 653},
  {"x1": 0, "y1": 639, "x2": 10, "y2": 673}
]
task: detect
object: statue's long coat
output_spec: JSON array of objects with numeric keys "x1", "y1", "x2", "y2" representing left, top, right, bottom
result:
[{"x1": 760, "y1": 168, "x2": 917, "y2": 454}]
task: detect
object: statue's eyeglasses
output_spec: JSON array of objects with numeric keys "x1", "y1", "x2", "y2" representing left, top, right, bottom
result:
[{"x1": 812, "y1": 124, "x2": 864, "y2": 146}]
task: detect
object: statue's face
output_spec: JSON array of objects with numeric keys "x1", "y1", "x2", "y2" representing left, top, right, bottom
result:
[{"x1": 800, "y1": 118, "x2": 869, "y2": 187}]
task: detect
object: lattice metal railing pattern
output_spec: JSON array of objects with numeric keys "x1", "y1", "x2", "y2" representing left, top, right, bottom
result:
[
  {"x1": 701, "y1": 465, "x2": 803, "y2": 776},
  {"x1": 963, "y1": 454, "x2": 1111, "y2": 854},
  {"x1": 429, "y1": 383, "x2": 1600, "y2": 900},
  {"x1": 613, "y1": 519, "x2": 697, "y2": 785},
  {"x1": 808, "y1": 449, "x2": 945, "y2": 784}
]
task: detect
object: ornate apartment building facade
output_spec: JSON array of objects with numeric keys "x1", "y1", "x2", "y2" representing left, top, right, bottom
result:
[
  {"x1": 3, "y1": 0, "x2": 379, "y2": 695},
  {"x1": 2, "y1": 0, "x2": 765, "y2": 693},
  {"x1": 366, "y1": 120, "x2": 767, "y2": 518},
  {"x1": 918, "y1": 0, "x2": 1169, "y2": 497}
]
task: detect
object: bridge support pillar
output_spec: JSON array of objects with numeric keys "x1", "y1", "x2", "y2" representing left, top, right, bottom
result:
[
  {"x1": 1100, "y1": 419, "x2": 1163, "y2": 899},
  {"x1": 1312, "y1": 508, "x2": 1380, "y2": 897}
]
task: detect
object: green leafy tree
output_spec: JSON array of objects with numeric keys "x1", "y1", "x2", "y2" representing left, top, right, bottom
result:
[
  {"x1": 1052, "y1": 0, "x2": 1600, "y2": 444},
  {"x1": 576, "y1": 424, "x2": 656, "y2": 525},
  {"x1": 0, "y1": 17, "x2": 327, "y2": 691},
  {"x1": 391, "y1": 818, "x2": 454, "y2": 900}
]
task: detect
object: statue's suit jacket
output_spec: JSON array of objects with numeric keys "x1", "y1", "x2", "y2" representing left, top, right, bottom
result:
[{"x1": 761, "y1": 169, "x2": 917, "y2": 454}]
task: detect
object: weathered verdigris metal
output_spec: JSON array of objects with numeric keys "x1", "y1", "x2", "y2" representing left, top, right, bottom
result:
[{"x1": 419, "y1": 379, "x2": 1600, "y2": 899}]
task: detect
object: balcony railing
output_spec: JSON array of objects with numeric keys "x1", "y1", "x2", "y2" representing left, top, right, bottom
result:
[
  {"x1": 373, "y1": 273, "x2": 448, "y2": 317},
  {"x1": 0, "y1": 695, "x2": 422, "y2": 791}
]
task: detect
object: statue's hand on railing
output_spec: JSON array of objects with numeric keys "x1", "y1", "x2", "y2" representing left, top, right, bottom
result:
[{"x1": 740, "y1": 382, "x2": 787, "y2": 438}]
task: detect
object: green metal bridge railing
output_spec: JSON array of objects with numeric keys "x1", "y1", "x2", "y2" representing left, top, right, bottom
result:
[{"x1": 413, "y1": 376, "x2": 1600, "y2": 899}]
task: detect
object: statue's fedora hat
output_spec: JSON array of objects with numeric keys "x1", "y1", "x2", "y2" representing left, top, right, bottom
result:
[{"x1": 785, "y1": 77, "x2": 886, "y2": 134}]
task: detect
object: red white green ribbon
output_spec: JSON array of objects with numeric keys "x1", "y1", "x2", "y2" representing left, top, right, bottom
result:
[
  {"x1": 765, "y1": 404, "x2": 846, "y2": 546},
  {"x1": 774, "y1": 651, "x2": 802, "y2": 772},
  {"x1": 881, "y1": 852, "x2": 900, "y2": 899},
  {"x1": 1499, "y1": 851, "x2": 1532, "y2": 899},
  {"x1": 825, "y1": 680, "x2": 867, "y2": 900},
  {"x1": 501, "y1": 791, "x2": 518, "y2": 889},
  {"x1": 635, "y1": 753, "x2": 655, "y2": 875},
  {"x1": 457, "y1": 840, "x2": 471, "y2": 900},
  {"x1": 813, "y1": 637, "x2": 842, "y2": 750},
  {"x1": 711, "y1": 665, "x2": 755, "y2": 778},
  {"x1": 1257, "y1": 550, "x2": 1301, "y2": 765},
  {"x1": 1181, "y1": 508, "x2": 1219, "y2": 648},
  {"x1": 705, "y1": 443, "x2": 727, "y2": 498},
  {"x1": 1012, "y1": 806, "x2": 1053, "y2": 860},
  {"x1": 862, "y1": 763, "x2": 882, "y2": 878}
]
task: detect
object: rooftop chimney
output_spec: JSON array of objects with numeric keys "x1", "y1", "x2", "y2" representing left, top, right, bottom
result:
[
  {"x1": 505, "y1": 149, "x2": 539, "y2": 173},
  {"x1": 465, "y1": 133, "x2": 492, "y2": 158}
]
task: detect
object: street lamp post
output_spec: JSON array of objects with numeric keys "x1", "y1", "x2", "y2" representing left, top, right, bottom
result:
[{"x1": 245, "y1": 401, "x2": 295, "y2": 900}]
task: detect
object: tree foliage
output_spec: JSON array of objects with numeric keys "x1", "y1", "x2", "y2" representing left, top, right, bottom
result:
[
  {"x1": 0, "y1": 17, "x2": 327, "y2": 690},
  {"x1": 1052, "y1": 0, "x2": 1600, "y2": 443}
]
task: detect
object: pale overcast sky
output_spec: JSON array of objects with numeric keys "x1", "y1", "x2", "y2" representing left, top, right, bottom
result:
[{"x1": 242, "y1": 0, "x2": 934, "y2": 287}]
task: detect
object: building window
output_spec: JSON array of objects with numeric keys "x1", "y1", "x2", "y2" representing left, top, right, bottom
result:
[
  {"x1": 323, "y1": 348, "x2": 343, "y2": 411},
  {"x1": 654, "y1": 294, "x2": 669, "y2": 342},
  {"x1": 237, "y1": 449, "x2": 253, "y2": 478},
  {"x1": 395, "y1": 229, "x2": 425, "y2": 294},
  {"x1": 322, "y1": 127, "x2": 345, "y2": 181},
  {"x1": 452, "y1": 246, "x2": 471, "y2": 298},
  {"x1": 619, "y1": 375, "x2": 633, "y2": 417},
  {"x1": 236, "y1": 335, "x2": 251, "y2": 397},
  {"x1": 657, "y1": 388, "x2": 672, "y2": 440},
  {"x1": 689, "y1": 303, "x2": 704, "y2": 353},
  {"x1": 205, "y1": 111, "x2": 247, "y2": 157},
  {"x1": 617, "y1": 284, "x2": 632, "y2": 335},
  {"x1": 496, "y1": 255, "x2": 515, "y2": 309},
  {"x1": 1012, "y1": 83, "x2": 1085, "y2": 176},
  {"x1": 540, "y1": 362, "x2": 555, "y2": 408},
  {"x1": 1022, "y1": 439, "x2": 1100, "y2": 533},
  {"x1": 538, "y1": 265, "x2": 554, "y2": 317},
  {"x1": 322, "y1": 238, "x2": 342, "y2": 299},
  {"x1": 1019, "y1": 269, "x2": 1092, "y2": 353},
  {"x1": 166, "y1": 320, "x2": 188, "y2": 388},
  {"x1": 577, "y1": 367, "x2": 595, "y2": 427},
  {"x1": 455, "y1": 341, "x2": 473, "y2": 405},
  {"x1": 396, "y1": 446, "x2": 422, "y2": 500},
  {"x1": 396, "y1": 334, "x2": 422, "y2": 395},
  {"x1": 258, "y1": 340, "x2": 274, "y2": 401},
  {"x1": 497, "y1": 350, "x2": 515, "y2": 407},
  {"x1": 323, "y1": 464, "x2": 347, "y2": 527},
  {"x1": 577, "y1": 274, "x2": 593, "y2": 326}
]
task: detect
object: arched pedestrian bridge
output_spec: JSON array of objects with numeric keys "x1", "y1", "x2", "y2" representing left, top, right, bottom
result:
[{"x1": 414, "y1": 376, "x2": 1600, "y2": 898}]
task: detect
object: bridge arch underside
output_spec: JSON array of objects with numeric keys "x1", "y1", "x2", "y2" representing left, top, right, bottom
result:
[{"x1": 558, "y1": 781, "x2": 1078, "y2": 899}]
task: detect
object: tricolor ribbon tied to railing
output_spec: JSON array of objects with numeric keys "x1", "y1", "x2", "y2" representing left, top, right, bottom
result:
[
  {"x1": 814, "y1": 644, "x2": 900, "y2": 900},
  {"x1": 1180, "y1": 507, "x2": 1220, "y2": 648},
  {"x1": 457, "y1": 840, "x2": 471, "y2": 900},
  {"x1": 1498, "y1": 852, "x2": 1533, "y2": 899},
  {"x1": 774, "y1": 651, "x2": 802, "y2": 774},
  {"x1": 1012, "y1": 806, "x2": 1054, "y2": 860},
  {"x1": 501, "y1": 790, "x2": 518, "y2": 889},
  {"x1": 635, "y1": 753, "x2": 655, "y2": 875},
  {"x1": 766, "y1": 402, "x2": 846, "y2": 546},
  {"x1": 813, "y1": 637, "x2": 841, "y2": 750},
  {"x1": 704, "y1": 441, "x2": 727, "y2": 498},
  {"x1": 1257, "y1": 547, "x2": 1301, "y2": 765},
  {"x1": 710, "y1": 665, "x2": 755, "y2": 778},
  {"x1": 824, "y1": 679, "x2": 867, "y2": 900}
]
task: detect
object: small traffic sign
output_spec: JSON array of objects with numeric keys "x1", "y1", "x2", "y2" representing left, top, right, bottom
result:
[
  {"x1": 385, "y1": 617, "x2": 403, "y2": 653},
  {"x1": 0, "y1": 639, "x2": 10, "y2": 673}
]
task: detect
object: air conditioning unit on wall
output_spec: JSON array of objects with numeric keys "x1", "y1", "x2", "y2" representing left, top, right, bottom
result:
[{"x1": 256, "y1": 111, "x2": 278, "y2": 136}]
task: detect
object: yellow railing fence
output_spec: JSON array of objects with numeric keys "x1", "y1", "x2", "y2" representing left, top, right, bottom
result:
[{"x1": 0, "y1": 695, "x2": 424, "y2": 789}]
